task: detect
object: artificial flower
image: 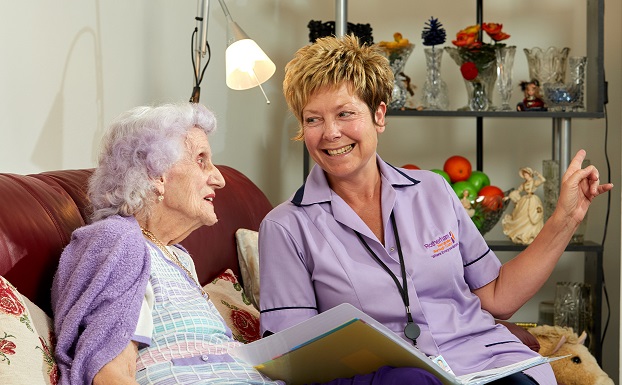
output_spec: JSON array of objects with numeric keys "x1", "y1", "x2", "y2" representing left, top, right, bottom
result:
[
  {"x1": 422, "y1": 17, "x2": 446, "y2": 47},
  {"x1": 482, "y1": 23, "x2": 511, "y2": 42},
  {"x1": 460, "y1": 62, "x2": 479, "y2": 81},
  {"x1": 377, "y1": 32, "x2": 415, "y2": 70},
  {"x1": 450, "y1": 22, "x2": 511, "y2": 82}
]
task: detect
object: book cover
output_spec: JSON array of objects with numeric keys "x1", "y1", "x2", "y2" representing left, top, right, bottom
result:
[{"x1": 229, "y1": 303, "x2": 557, "y2": 385}]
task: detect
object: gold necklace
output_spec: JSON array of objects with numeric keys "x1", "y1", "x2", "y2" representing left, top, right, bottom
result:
[{"x1": 140, "y1": 227, "x2": 209, "y2": 299}]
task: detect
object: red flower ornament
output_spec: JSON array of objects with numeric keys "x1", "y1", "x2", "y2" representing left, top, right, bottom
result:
[
  {"x1": 482, "y1": 23, "x2": 502, "y2": 35},
  {"x1": 460, "y1": 62, "x2": 479, "y2": 81},
  {"x1": 489, "y1": 32, "x2": 511, "y2": 42},
  {"x1": 452, "y1": 31, "x2": 479, "y2": 49}
]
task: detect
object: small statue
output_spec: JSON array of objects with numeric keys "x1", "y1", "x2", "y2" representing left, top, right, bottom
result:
[
  {"x1": 461, "y1": 190, "x2": 475, "y2": 217},
  {"x1": 502, "y1": 167, "x2": 546, "y2": 245},
  {"x1": 516, "y1": 79, "x2": 547, "y2": 111}
]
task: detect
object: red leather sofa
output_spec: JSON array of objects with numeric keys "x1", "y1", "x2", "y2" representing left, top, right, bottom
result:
[{"x1": 0, "y1": 165, "x2": 273, "y2": 317}]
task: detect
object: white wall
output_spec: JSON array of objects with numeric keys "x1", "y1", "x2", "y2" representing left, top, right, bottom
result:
[{"x1": 1, "y1": 0, "x2": 619, "y2": 380}]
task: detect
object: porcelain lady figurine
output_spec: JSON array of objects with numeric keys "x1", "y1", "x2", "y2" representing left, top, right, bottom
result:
[
  {"x1": 461, "y1": 190, "x2": 475, "y2": 217},
  {"x1": 502, "y1": 167, "x2": 546, "y2": 245},
  {"x1": 516, "y1": 79, "x2": 547, "y2": 111}
]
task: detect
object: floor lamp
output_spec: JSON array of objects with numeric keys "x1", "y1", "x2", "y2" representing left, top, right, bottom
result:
[{"x1": 189, "y1": 0, "x2": 275, "y2": 104}]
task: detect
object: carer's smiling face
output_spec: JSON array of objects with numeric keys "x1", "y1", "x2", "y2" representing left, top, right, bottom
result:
[
  {"x1": 161, "y1": 127, "x2": 225, "y2": 231},
  {"x1": 301, "y1": 83, "x2": 386, "y2": 183}
]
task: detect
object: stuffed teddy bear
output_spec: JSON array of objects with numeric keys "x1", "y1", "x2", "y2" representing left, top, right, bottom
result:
[{"x1": 528, "y1": 325, "x2": 614, "y2": 385}]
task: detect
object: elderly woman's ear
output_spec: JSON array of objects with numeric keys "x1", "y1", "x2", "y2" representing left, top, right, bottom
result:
[{"x1": 153, "y1": 176, "x2": 165, "y2": 200}]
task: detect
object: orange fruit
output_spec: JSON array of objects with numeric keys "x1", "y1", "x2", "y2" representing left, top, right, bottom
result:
[
  {"x1": 402, "y1": 164, "x2": 421, "y2": 170},
  {"x1": 443, "y1": 155, "x2": 472, "y2": 183}
]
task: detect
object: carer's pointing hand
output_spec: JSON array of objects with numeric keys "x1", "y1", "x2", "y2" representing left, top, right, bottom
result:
[{"x1": 557, "y1": 149, "x2": 613, "y2": 227}]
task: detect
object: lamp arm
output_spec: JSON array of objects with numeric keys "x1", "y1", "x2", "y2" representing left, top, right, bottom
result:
[
  {"x1": 216, "y1": 0, "x2": 233, "y2": 20},
  {"x1": 190, "y1": 0, "x2": 210, "y2": 102}
]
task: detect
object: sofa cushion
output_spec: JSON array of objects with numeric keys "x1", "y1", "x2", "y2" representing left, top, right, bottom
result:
[
  {"x1": 203, "y1": 269, "x2": 260, "y2": 344},
  {"x1": 0, "y1": 275, "x2": 58, "y2": 385},
  {"x1": 235, "y1": 228, "x2": 260, "y2": 309}
]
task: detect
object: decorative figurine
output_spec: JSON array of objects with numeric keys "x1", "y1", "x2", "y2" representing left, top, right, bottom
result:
[
  {"x1": 516, "y1": 79, "x2": 547, "y2": 111},
  {"x1": 502, "y1": 167, "x2": 546, "y2": 245},
  {"x1": 461, "y1": 190, "x2": 475, "y2": 217}
]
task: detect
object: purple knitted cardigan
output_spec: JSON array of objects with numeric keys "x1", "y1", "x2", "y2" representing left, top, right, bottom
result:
[{"x1": 51, "y1": 215, "x2": 150, "y2": 385}]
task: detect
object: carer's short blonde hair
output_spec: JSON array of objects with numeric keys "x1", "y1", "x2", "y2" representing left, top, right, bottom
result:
[{"x1": 283, "y1": 34, "x2": 394, "y2": 140}]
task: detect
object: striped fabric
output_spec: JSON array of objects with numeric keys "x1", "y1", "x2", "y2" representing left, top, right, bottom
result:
[{"x1": 136, "y1": 243, "x2": 283, "y2": 384}]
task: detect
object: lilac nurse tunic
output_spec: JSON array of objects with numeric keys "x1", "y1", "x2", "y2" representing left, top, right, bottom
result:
[{"x1": 259, "y1": 155, "x2": 556, "y2": 385}]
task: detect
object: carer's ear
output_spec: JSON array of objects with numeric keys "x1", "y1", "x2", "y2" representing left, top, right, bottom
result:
[{"x1": 375, "y1": 102, "x2": 387, "y2": 133}]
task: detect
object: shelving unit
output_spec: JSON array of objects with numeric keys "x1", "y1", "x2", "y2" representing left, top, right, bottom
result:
[{"x1": 387, "y1": 0, "x2": 605, "y2": 176}]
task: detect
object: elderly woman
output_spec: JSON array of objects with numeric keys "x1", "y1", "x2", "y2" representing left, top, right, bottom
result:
[
  {"x1": 51, "y1": 103, "x2": 284, "y2": 385},
  {"x1": 258, "y1": 35, "x2": 612, "y2": 385}
]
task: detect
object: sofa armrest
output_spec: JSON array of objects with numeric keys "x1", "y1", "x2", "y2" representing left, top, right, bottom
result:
[{"x1": 496, "y1": 320, "x2": 540, "y2": 353}]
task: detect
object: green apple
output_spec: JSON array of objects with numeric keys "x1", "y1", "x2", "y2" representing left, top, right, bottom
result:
[
  {"x1": 452, "y1": 180, "x2": 478, "y2": 202},
  {"x1": 430, "y1": 169, "x2": 451, "y2": 184},
  {"x1": 468, "y1": 170, "x2": 491, "y2": 192}
]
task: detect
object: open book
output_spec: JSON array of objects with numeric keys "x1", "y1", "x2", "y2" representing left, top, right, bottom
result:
[{"x1": 229, "y1": 303, "x2": 562, "y2": 385}]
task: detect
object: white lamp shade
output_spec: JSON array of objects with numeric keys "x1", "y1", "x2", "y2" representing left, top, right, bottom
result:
[{"x1": 225, "y1": 38, "x2": 276, "y2": 90}]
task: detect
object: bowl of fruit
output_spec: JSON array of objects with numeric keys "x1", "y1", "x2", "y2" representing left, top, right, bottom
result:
[{"x1": 429, "y1": 155, "x2": 511, "y2": 236}]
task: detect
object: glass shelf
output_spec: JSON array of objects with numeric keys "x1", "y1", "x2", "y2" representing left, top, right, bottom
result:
[
  {"x1": 386, "y1": 109, "x2": 605, "y2": 119},
  {"x1": 486, "y1": 240, "x2": 603, "y2": 252}
]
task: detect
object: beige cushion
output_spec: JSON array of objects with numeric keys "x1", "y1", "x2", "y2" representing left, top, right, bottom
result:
[
  {"x1": 235, "y1": 228, "x2": 260, "y2": 309},
  {"x1": 0, "y1": 276, "x2": 58, "y2": 384},
  {"x1": 21, "y1": 295, "x2": 55, "y2": 353},
  {"x1": 203, "y1": 269, "x2": 260, "y2": 343}
]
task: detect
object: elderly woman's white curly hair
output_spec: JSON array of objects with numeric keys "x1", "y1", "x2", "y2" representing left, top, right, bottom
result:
[{"x1": 88, "y1": 102, "x2": 217, "y2": 222}]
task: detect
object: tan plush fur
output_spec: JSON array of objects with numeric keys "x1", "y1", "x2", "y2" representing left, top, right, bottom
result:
[{"x1": 528, "y1": 325, "x2": 613, "y2": 385}]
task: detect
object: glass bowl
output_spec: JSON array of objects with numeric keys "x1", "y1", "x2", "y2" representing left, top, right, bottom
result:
[
  {"x1": 542, "y1": 82, "x2": 580, "y2": 112},
  {"x1": 469, "y1": 189, "x2": 513, "y2": 236}
]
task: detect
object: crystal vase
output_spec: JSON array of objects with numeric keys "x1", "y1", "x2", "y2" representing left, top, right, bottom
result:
[
  {"x1": 554, "y1": 281, "x2": 593, "y2": 350},
  {"x1": 445, "y1": 47, "x2": 497, "y2": 111},
  {"x1": 495, "y1": 45, "x2": 516, "y2": 111},
  {"x1": 569, "y1": 56, "x2": 588, "y2": 111},
  {"x1": 523, "y1": 46, "x2": 570, "y2": 85},
  {"x1": 421, "y1": 48, "x2": 449, "y2": 110},
  {"x1": 380, "y1": 44, "x2": 415, "y2": 110}
]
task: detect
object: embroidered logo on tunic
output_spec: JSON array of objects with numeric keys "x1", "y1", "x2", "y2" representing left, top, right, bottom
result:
[{"x1": 423, "y1": 231, "x2": 458, "y2": 258}]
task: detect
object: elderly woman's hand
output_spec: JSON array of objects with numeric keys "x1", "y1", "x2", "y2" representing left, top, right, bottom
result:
[
  {"x1": 93, "y1": 341, "x2": 140, "y2": 385},
  {"x1": 555, "y1": 149, "x2": 613, "y2": 228}
]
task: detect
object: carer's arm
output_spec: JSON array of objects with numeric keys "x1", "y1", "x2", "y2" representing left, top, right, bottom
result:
[{"x1": 474, "y1": 149, "x2": 613, "y2": 320}]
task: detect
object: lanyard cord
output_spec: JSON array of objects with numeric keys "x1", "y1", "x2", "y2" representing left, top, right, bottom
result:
[{"x1": 354, "y1": 211, "x2": 420, "y2": 344}]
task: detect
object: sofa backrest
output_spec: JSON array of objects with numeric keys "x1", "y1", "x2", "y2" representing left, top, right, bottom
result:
[{"x1": 0, "y1": 165, "x2": 273, "y2": 316}]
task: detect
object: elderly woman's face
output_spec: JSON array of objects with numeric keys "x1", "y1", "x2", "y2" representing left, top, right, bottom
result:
[{"x1": 161, "y1": 126, "x2": 225, "y2": 229}]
